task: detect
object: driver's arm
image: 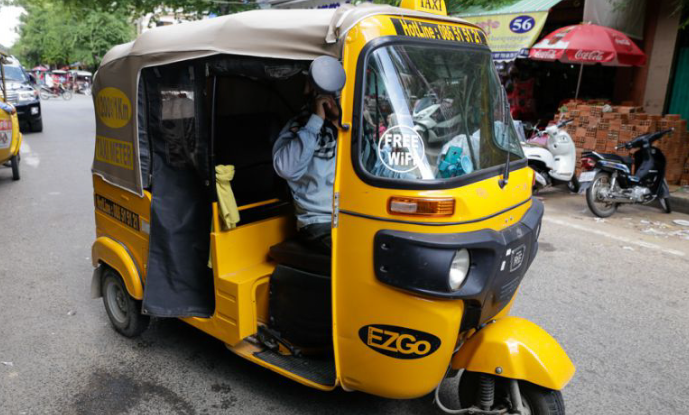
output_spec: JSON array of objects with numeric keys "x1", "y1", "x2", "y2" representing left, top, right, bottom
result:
[{"x1": 272, "y1": 114, "x2": 323, "y2": 182}]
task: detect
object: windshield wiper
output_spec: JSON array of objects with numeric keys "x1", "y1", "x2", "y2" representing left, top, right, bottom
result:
[{"x1": 498, "y1": 88, "x2": 511, "y2": 189}]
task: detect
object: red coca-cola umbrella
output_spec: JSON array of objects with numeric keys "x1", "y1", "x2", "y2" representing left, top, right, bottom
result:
[{"x1": 529, "y1": 23, "x2": 646, "y2": 100}]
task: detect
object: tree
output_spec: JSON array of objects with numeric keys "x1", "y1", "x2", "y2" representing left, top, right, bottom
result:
[{"x1": 10, "y1": 2, "x2": 134, "y2": 69}]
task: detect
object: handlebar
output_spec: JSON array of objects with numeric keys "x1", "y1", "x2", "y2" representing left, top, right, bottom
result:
[
  {"x1": 556, "y1": 118, "x2": 574, "y2": 128},
  {"x1": 615, "y1": 128, "x2": 674, "y2": 150}
]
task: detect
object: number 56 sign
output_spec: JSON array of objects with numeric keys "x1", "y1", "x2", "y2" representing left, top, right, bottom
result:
[{"x1": 462, "y1": 11, "x2": 548, "y2": 61}]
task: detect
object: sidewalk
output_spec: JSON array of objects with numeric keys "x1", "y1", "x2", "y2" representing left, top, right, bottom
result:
[{"x1": 669, "y1": 185, "x2": 689, "y2": 215}]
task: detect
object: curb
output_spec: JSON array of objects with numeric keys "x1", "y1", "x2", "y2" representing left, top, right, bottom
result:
[{"x1": 669, "y1": 193, "x2": 689, "y2": 215}]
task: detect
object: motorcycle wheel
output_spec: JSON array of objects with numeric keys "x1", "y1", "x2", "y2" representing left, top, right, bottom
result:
[
  {"x1": 659, "y1": 198, "x2": 672, "y2": 214},
  {"x1": 61, "y1": 90, "x2": 73, "y2": 101},
  {"x1": 586, "y1": 171, "x2": 617, "y2": 218},
  {"x1": 458, "y1": 371, "x2": 565, "y2": 415},
  {"x1": 567, "y1": 176, "x2": 580, "y2": 193},
  {"x1": 40, "y1": 90, "x2": 51, "y2": 100}
]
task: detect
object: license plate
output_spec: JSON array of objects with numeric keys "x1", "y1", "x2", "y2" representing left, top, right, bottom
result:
[{"x1": 579, "y1": 171, "x2": 596, "y2": 183}]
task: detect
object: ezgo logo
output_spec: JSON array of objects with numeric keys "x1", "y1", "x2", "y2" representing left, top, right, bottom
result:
[
  {"x1": 359, "y1": 324, "x2": 441, "y2": 359},
  {"x1": 509, "y1": 15, "x2": 535, "y2": 33}
]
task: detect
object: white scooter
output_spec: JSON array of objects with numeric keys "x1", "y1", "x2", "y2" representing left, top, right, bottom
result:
[{"x1": 520, "y1": 118, "x2": 579, "y2": 192}]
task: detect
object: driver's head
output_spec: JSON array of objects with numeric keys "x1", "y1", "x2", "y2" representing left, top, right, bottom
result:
[{"x1": 305, "y1": 80, "x2": 340, "y2": 122}]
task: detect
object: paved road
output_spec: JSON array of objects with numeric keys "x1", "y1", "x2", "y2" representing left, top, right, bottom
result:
[{"x1": 1, "y1": 97, "x2": 688, "y2": 414}]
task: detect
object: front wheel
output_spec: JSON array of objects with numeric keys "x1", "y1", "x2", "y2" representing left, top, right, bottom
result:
[
  {"x1": 10, "y1": 155, "x2": 20, "y2": 180},
  {"x1": 459, "y1": 371, "x2": 565, "y2": 415},
  {"x1": 101, "y1": 268, "x2": 149, "y2": 337},
  {"x1": 61, "y1": 90, "x2": 73, "y2": 101},
  {"x1": 566, "y1": 176, "x2": 579, "y2": 193},
  {"x1": 586, "y1": 172, "x2": 617, "y2": 218},
  {"x1": 40, "y1": 90, "x2": 51, "y2": 100}
]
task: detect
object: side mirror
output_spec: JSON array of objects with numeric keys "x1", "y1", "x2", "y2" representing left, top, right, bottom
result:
[{"x1": 309, "y1": 56, "x2": 346, "y2": 95}]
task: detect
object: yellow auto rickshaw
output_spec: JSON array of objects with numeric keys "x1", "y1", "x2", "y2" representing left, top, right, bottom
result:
[
  {"x1": 90, "y1": 1, "x2": 575, "y2": 413},
  {"x1": 0, "y1": 48, "x2": 22, "y2": 181}
]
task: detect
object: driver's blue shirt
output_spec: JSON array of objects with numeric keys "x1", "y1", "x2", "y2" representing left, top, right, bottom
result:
[{"x1": 273, "y1": 114, "x2": 336, "y2": 229}]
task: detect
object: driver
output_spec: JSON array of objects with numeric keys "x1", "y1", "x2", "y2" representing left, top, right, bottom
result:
[{"x1": 272, "y1": 82, "x2": 340, "y2": 255}]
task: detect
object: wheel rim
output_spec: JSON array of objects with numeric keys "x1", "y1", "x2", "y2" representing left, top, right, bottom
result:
[
  {"x1": 105, "y1": 280, "x2": 128, "y2": 325},
  {"x1": 591, "y1": 176, "x2": 615, "y2": 211}
]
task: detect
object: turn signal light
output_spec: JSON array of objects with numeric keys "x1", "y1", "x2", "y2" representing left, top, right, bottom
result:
[
  {"x1": 388, "y1": 197, "x2": 455, "y2": 217},
  {"x1": 581, "y1": 157, "x2": 595, "y2": 170}
]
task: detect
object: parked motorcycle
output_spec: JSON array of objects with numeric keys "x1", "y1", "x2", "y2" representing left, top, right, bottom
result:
[
  {"x1": 579, "y1": 129, "x2": 673, "y2": 217},
  {"x1": 39, "y1": 84, "x2": 73, "y2": 101},
  {"x1": 520, "y1": 118, "x2": 579, "y2": 192}
]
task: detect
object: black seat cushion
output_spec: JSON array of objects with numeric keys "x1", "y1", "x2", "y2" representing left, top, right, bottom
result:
[
  {"x1": 599, "y1": 153, "x2": 633, "y2": 168},
  {"x1": 269, "y1": 239, "x2": 331, "y2": 275}
]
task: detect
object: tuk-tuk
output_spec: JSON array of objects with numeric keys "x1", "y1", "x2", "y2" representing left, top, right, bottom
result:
[
  {"x1": 90, "y1": 1, "x2": 575, "y2": 413},
  {"x1": 0, "y1": 48, "x2": 22, "y2": 181}
]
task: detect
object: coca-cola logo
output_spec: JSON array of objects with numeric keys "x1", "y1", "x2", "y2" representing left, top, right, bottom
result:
[
  {"x1": 614, "y1": 37, "x2": 631, "y2": 46},
  {"x1": 532, "y1": 49, "x2": 558, "y2": 59},
  {"x1": 574, "y1": 50, "x2": 605, "y2": 61}
]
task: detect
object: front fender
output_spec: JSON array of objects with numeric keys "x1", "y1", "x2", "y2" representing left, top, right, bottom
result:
[
  {"x1": 452, "y1": 317, "x2": 575, "y2": 390},
  {"x1": 91, "y1": 236, "x2": 143, "y2": 299}
]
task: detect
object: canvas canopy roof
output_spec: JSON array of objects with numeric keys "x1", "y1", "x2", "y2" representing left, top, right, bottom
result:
[{"x1": 93, "y1": 3, "x2": 477, "y2": 195}]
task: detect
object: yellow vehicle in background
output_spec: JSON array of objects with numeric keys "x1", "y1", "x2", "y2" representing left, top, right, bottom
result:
[
  {"x1": 0, "y1": 48, "x2": 22, "y2": 181},
  {"x1": 90, "y1": 1, "x2": 575, "y2": 413}
]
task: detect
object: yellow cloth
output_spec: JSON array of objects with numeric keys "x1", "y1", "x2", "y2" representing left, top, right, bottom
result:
[{"x1": 215, "y1": 165, "x2": 240, "y2": 230}]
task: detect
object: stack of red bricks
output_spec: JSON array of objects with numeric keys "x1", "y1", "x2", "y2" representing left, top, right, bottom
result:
[{"x1": 555, "y1": 102, "x2": 689, "y2": 184}]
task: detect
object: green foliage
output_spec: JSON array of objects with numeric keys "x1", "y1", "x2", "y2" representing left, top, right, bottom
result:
[{"x1": 10, "y1": 2, "x2": 134, "y2": 69}]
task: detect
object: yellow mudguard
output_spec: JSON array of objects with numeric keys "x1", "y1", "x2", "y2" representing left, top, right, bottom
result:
[
  {"x1": 91, "y1": 236, "x2": 144, "y2": 299},
  {"x1": 452, "y1": 317, "x2": 575, "y2": 390}
]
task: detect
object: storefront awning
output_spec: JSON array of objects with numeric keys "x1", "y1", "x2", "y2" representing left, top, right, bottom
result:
[{"x1": 454, "y1": 0, "x2": 564, "y2": 61}]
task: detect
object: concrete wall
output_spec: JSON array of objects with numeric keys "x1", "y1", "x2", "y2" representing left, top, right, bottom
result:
[{"x1": 641, "y1": 0, "x2": 680, "y2": 114}]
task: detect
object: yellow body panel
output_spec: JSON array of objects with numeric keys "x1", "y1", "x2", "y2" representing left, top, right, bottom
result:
[
  {"x1": 93, "y1": 175, "x2": 151, "y2": 287},
  {"x1": 91, "y1": 236, "x2": 144, "y2": 299},
  {"x1": 330, "y1": 15, "x2": 536, "y2": 399},
  {"x1": 451, "y1": 317, "x2": 576, "y2": 390},
  {"x1": 0, "y1": 109, "x2": 21, "y2": 163}
]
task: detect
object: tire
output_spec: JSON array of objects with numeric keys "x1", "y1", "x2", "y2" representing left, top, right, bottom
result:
[
  {"x1": 61, "y1": 90, "x2": 73, "y2": 101},
  {"x1": 101, "y1": 268, "x2": 149, "y2": 337},
  {"x1": 40, "y1": 90, "x2": 51, "y2": 100},
  {"x1": 586, "y1": 172, "x2": 617, "y2": 218},
  {"x1": 567, "y1": 176, "x2": 580, "y2": 193},
  {"x1": 10, "y1": 155, "x2": 19, "y2": 180},
  {"x1": 30, "y1": 118, "x2": 43, "y2": 133},
  {"x1": 659, "y1": 198, "x2": 672, "y2": 214},
  {"x1": 459, "y1": 371, "x2": 565, "y2": 415}
]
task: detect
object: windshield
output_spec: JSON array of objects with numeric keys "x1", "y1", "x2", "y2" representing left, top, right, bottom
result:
[
  {"x1": 2, "y1": 65, "x2": 27, "y2": 82},
  {"x1": 359, "y1": 44, "x2": 523, "y2": 182}
]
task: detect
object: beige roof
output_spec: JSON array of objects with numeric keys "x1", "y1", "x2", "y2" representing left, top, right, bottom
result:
[{"x1": 101, "y1": 4, "x2": 474, "y2": 67}]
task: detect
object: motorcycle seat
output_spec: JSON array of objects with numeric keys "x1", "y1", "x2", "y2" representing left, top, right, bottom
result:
[
  {"x1": 269, "y1": 239, "x2": 331, "y2": 276},
  {"x1": 599, "y1": 153, "x2": 633, "y2": 168}
]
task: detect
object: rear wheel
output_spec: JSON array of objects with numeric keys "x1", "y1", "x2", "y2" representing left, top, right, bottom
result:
[
  {"x1": 40, "y1": 90, "x2": 51, "y2": 100},
  {"x1": 61, "y1": 90, "x2": 73, "y2": 101},
  {"x1": 458, "y1": 371, "x2": 565, "y2": 415},
  {"x1": 10, "y1": 155, "x2": 19, "y2": 180},
  {"x1": 659, "y1": 197, "x2": 672, "y2": 214},
  {"x1": 586, "y1": 172, "x2": 617, "y2": 218},
  {"x1": 101, "y1": 268, "x2": 149, "y2": 337}
]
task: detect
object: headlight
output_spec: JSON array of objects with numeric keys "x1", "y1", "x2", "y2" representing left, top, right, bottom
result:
[
  {"x1": 448, "y1": 249, "x2": 470, "y2": 291},
  {"x1": 18, "y1": 91, "x2": 35, "y2": 102}
]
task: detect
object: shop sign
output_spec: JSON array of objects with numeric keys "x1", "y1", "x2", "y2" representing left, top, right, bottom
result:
[{"x1": 462, "y1": 11, "x2": 549, "y2": 61}]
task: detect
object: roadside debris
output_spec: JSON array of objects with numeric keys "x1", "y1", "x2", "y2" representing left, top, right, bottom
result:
[
  {"x1": 622, "y1": 246, "x2": 635, "y2": 251},
  {"x1": 642, "y1": 228, "x2": 667, "y2": 237},
  {"x1": 67, "y1": 310, "x2": 77, "y2": 316},
  {"x1": 594, "y1": 218, "x2": 606, "y2": 223},
  {"x1": 673, "y1": 219, "x2": 689, "y2": 227},
  {"x1": 2, "y1": 362, "x2": 14, "y2": 367}
]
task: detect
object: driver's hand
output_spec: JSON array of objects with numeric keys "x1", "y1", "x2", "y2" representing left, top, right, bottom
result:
[{"x1": 313, "y1": 95, "x2": 334, "y2": 120}]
